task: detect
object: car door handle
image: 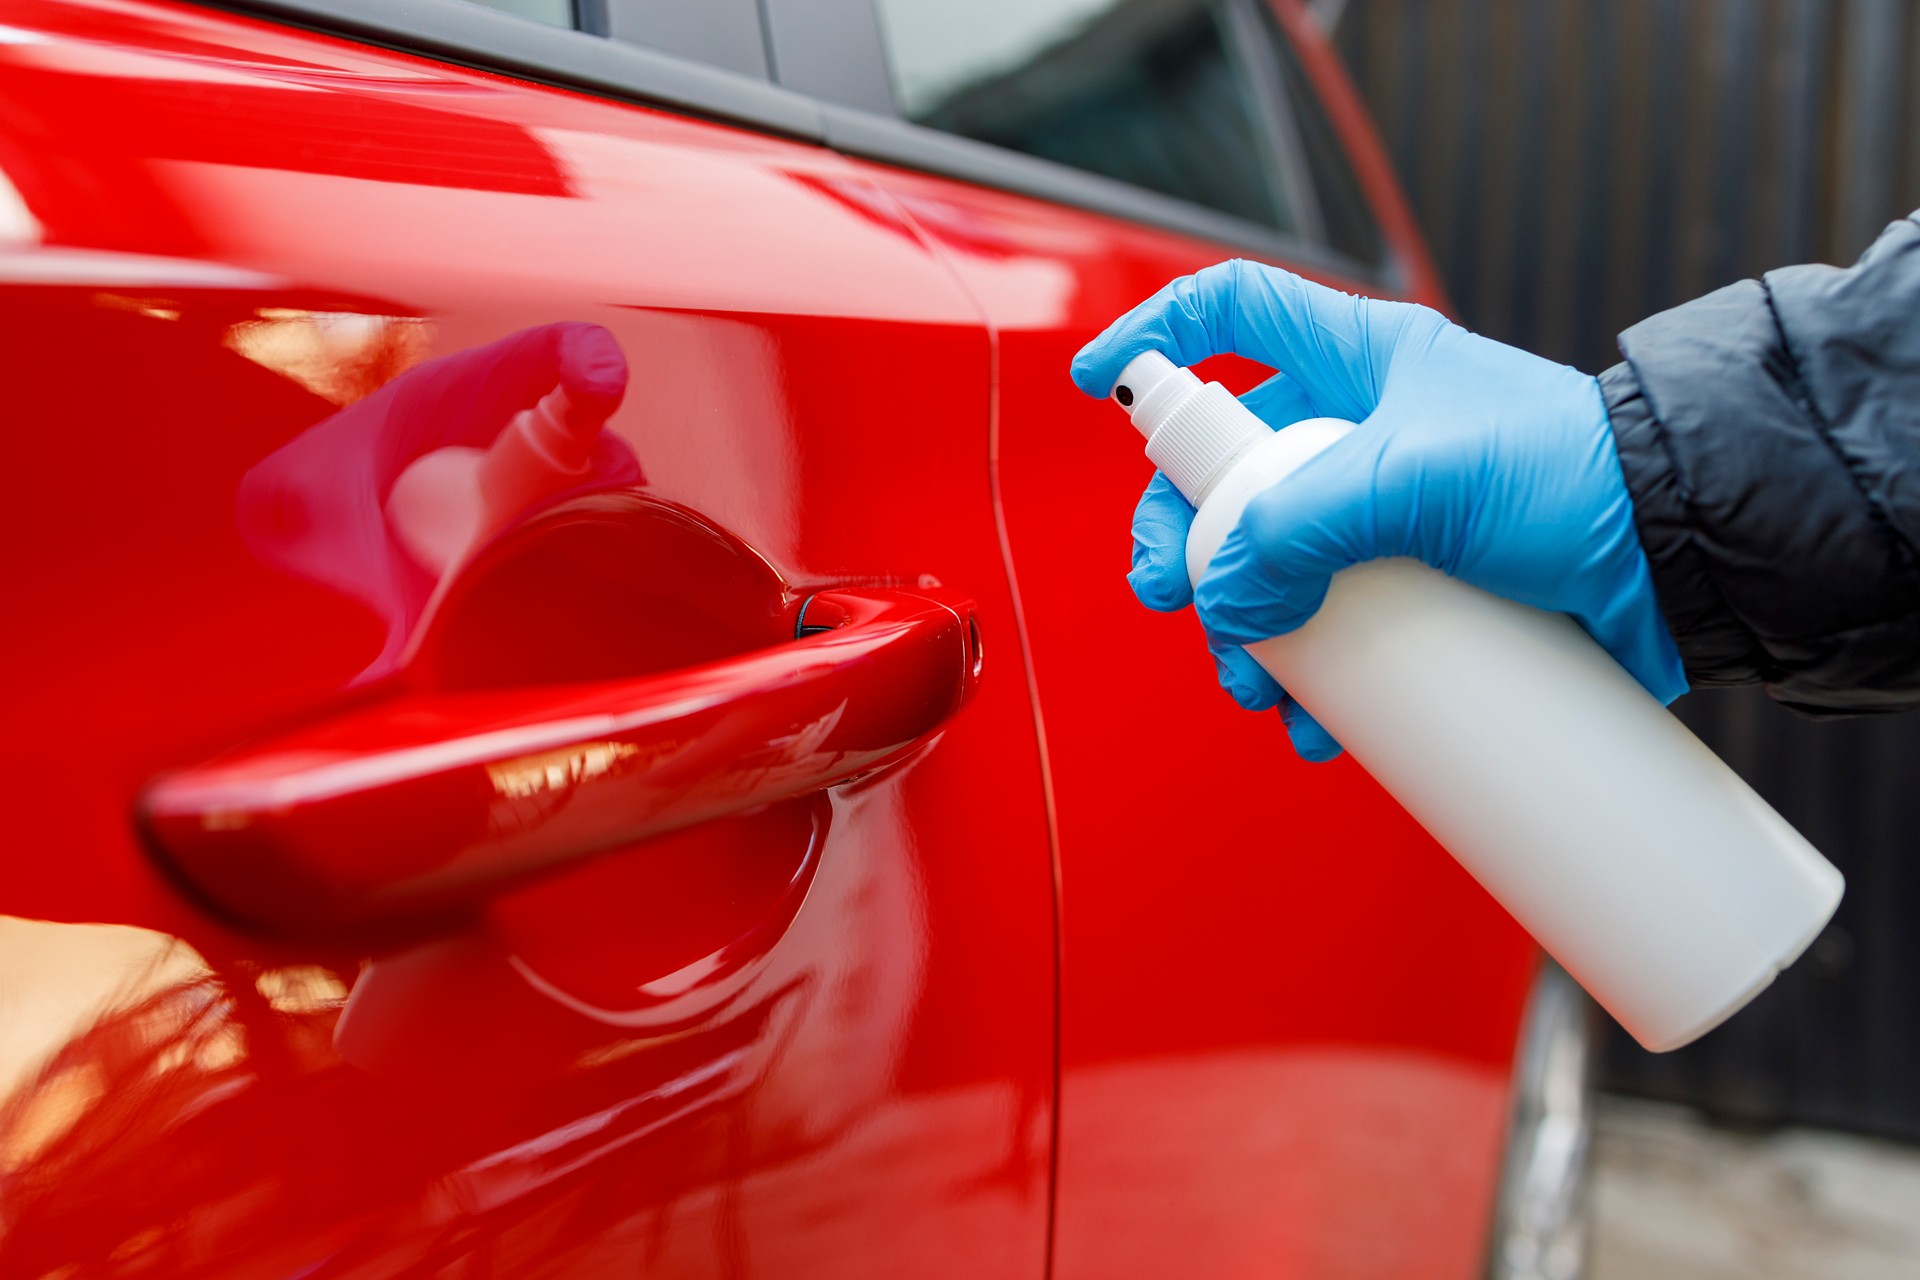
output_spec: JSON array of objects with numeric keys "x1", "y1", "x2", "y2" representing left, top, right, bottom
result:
[{"x1": 140, "y1": 589, "x2": 982, "y2": 935}]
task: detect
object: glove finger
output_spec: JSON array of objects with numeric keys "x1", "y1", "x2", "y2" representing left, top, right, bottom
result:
[
  {"x1": 1238, "y1": 371, "x2": 1316, "y2": 429},
  {"x1": 1072, "y1": 261, "x2": 1433, "y2": 421},
  {"x1": 1209, "y1": 637, "x2": 1284, "y2": 711},
  {"x1": 1193, "y1": 431, "x2": 1382, "y2": 647},
  {"x1": 1227, "y1": 264, "x2": 1451, "y2": 421},
  {"x1": 1279, "y1": 696, "x2": 1344, "y2": 762},
  {"x1": 1072, "y1": 264, "x2": 1240, "y2": 398},
  {"x1": 1206, "y1": 629, "x2": 1344, "y2": 763},
  {"x1": 1129, "y1": 472, "x2": 1197, "y2": 612}
]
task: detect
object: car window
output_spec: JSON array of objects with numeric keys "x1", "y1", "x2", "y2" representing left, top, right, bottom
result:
[
  {"x1": 870, "y1": 0, "x2": 1299, "y2": 233},
  {"x1": 1257, "y1": 5, "x2": 1384, "y2": 267},
  {"x1": 463, "y1": 0, "x2": 577, "y2": 29}
]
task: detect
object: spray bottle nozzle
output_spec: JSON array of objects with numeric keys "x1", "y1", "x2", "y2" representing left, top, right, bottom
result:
[
  {"x1": 1109, "y1": 349, "x2": 1270, "y2": 505},
  {"x1": 1112, "y1": 350, "x2": 1200, "y2": 442}
]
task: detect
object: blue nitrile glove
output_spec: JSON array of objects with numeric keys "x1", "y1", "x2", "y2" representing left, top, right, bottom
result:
[{"x1": 1073, "y1": 259, "x2": 1686, "y2": 762}]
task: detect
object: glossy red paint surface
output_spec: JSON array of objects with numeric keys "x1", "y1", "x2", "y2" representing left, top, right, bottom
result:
[
  {"x1": 0, "y1": 2, "x2": 1534, "y2": 1277},
  {"x1": 146, "y1": 579, "x2": 981, "y2": 933},
  {"x1": 0, "y1": 3, "x2": 1052, "y2": 1273}
]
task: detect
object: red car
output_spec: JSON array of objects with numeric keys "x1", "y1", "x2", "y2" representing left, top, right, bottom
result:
[{"x1": 0, "y1": 1, "x2": 1583, "y2": 1276}]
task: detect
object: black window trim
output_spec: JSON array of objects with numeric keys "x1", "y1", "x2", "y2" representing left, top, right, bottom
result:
[{"x1": 199, "y1": 0, "x2": 1402, "y2": 289}]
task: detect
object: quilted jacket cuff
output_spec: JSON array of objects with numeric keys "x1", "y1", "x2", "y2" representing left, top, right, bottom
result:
[{"x1": 1600, "y1": 361, "x2": 1770, "y2": 687}]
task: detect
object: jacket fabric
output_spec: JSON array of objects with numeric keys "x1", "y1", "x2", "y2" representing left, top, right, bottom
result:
[{"x1": 1601, "y1": 212, "x2": 1920, "y2": 714}]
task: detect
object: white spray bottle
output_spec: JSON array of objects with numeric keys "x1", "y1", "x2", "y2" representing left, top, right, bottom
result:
[{"x1": 1110, "y1": 350, "x2": 1844, "y2": 1051}]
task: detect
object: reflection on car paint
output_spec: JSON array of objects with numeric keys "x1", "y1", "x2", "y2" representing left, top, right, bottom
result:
[
  {"x1": 223, "y1": 308, "x2": 434, "y2": 407},
  {"x1": 236, "y1": 322, "x2": 641, "y2": 682},
  {"x1": 0, "y1": 779, "x2": 933, "y2": 1275},
  {"x1": 0, "y1": 1, "x2": 1101, "y2": 1274}
]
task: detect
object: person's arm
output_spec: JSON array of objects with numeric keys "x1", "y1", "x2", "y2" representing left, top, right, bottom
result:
[
  {"x1": 1073, "y1": 214, "x2": 1920, "y2": 761},
  {"x1": 1603, "y1": 212, "x2": 1920, "y2": 714}
]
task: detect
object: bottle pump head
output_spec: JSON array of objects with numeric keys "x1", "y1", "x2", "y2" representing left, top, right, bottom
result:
[
  {"x1": 1111, "y1": 350, "x2": 1270, "y2": 505},
  {"x1": 1111, "y1": 350, "x2": 1196, "y2": 436}
]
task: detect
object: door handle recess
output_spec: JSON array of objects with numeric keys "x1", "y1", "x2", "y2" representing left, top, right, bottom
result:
[{"x1": 140, "y1": 589, "x2": 981, "y2": 934}]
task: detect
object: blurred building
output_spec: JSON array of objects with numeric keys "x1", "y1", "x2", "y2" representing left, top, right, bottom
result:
[{"x1": 1329, "y1": 0, "x2": 1920, "y2": 1143}]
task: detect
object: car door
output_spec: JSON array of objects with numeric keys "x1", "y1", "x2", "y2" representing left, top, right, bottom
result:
[
  {"x1": 771, "y1": 2, "x2": 1543, "y2": 1277},
  {"x1": 0, "y1": 2, "x2": 1055, "y2": 1275}
]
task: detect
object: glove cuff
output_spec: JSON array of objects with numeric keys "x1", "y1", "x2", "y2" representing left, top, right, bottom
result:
[{"x1": 1599, "y1": 361, "x2": 1770, "y2": 689}]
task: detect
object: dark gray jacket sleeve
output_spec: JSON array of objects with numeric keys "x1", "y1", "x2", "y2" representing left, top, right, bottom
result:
[{"x1": 1600, "y1": 212, "x2": 1920, "y2": 715}]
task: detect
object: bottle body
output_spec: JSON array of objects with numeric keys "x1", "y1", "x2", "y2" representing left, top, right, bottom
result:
[{"x1": 1186, "y1": 419, "x2": 1844, "y2": 1052}]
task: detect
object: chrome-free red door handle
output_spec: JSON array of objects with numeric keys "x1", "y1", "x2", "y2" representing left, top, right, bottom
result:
[{"x1": 141, "y1": 589, "x2": 981, "y2": 933}]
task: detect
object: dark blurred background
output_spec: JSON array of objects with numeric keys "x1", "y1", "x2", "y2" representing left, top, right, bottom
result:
[{"x1": 1325, "y1": 0, "x2": 1920, "y2": 1143}]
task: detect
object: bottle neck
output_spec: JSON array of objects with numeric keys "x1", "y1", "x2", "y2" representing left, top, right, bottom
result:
[{"x1": 1187, "y1": 434, "x2": 1266, "y2": 507}]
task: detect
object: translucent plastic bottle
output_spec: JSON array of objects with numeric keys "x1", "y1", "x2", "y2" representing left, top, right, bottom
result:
[{"x1": 1110, "y1": 350, "x2": 1844, "y2": 1051}]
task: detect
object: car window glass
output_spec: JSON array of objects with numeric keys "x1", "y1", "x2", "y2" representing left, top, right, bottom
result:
[
  {"x1": 463, "y1": 0, "x2": 576, "y2": 29},
  {"x1": 1259, "y1": 7, "x2": 1383, "y2": 267},
  {"x1": 870, "y1": 0, "x2": 1296, "y2": 232}
]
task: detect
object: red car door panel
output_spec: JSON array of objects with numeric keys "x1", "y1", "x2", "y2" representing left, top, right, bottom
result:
[
  {"x1": 851, "y1": 25, "x2": 1539, "y2": 1277},
  {"x1": 0, "y1": 3, "x2": 1054, "y2": 1275}
]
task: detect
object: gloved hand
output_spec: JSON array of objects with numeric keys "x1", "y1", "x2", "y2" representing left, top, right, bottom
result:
[{"x1": 1073, "y1": 259, "x2": 1686, "y2": 762}]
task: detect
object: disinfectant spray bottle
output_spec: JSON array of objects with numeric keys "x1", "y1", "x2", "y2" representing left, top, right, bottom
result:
[{"x1": 1110, "y1": 350, "x2": 1844, "y2": 1052}]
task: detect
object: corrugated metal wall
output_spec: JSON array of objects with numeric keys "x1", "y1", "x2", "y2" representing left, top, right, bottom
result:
[{"x1": 1331, "y1": 0, "x2": 1920, "y2": 1142}]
